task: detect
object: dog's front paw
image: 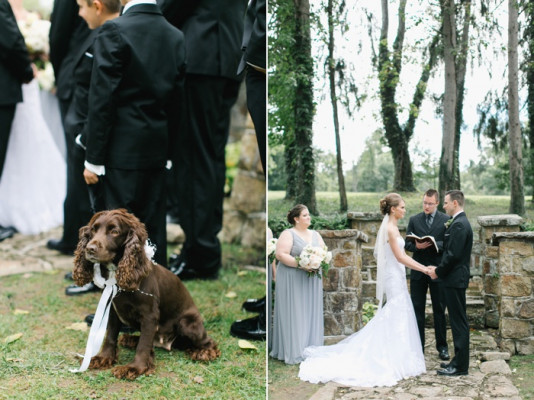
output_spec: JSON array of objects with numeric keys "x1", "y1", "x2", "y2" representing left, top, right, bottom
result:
[
  {"x1": 89, "y1": 355, "x2": 117, "y2": 370},
  {"x1": 187, "y1": 345, "x2": 221, "y2": 361},
  {"x1": 112, "y1": 363, "x2": 154, "y2": 380}
]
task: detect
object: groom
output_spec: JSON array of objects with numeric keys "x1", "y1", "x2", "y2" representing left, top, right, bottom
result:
[
  {"x1": 429, "y1": 190, "x2": 473, "y2": 376},
  {"x1": 0, "y1": 0, "x2": 35, "y2": 241}
]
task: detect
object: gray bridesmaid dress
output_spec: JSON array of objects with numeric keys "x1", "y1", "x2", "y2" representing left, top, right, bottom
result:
[{"x1": 270, "y1": 229, "x2": 324, "y2": 364}]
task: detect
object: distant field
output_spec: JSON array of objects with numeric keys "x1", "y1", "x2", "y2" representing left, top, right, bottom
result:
[{"x1": 268, "y1": 191, "x2": 534, "y2": 229}]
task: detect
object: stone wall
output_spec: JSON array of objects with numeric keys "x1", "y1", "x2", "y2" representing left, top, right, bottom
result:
[
  {"x1": 489, "y1": 232, "x2": 534, "y2": 355},
  {"x1": 319, "y1": 229, "x2": 368, "y2": 337},
  {"x1": 222, "y1": 85, "x2": 266, "y2": 250}
]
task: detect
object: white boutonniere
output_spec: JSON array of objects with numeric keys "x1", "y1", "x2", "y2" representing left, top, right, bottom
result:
[{"x1": 444, "y1": 218, "x2": 453, "y2": 229}]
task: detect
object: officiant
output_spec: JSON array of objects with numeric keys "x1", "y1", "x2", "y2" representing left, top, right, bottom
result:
[{"x1": 405, "y1": 189, "x2": 450, "y2": 361}]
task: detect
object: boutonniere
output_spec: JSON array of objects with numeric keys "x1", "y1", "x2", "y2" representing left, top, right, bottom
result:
[{"x1": 444, "y1": 218, "x2": 453, "y2": 229}]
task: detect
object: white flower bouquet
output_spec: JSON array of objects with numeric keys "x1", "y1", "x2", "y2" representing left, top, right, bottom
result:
[
  {"x1": 18, "y1": 12, "x2": 55, "y2": 91},
  {"x1": 295, "y1": 244, "x2": 332, "y2": 278},
  {"x1": 267, "y1": 238, "x2": 277, "y2": 264}
]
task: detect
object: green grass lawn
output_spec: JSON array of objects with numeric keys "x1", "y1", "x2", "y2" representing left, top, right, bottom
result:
[
  {"x1": 510, "y1": 354, "x2": 534, "y2": 399},
  {"x1": 0, "y1": 243, "x2": 266, "y2": 400}
]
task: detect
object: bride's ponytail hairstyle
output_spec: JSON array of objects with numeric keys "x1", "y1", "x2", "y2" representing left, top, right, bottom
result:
[
  {"x1": 379, "y1": 193, "x2": 403, "y2": 215},
  {"x1": 287, "y1": 204, "x2": 308, "y2": 225}
]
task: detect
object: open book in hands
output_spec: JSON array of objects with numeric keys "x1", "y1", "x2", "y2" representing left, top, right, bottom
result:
[{"x1": 405, "y1": 233, "x2": 439, "y2": 253}]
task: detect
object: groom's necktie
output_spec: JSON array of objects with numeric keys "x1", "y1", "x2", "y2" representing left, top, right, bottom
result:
[{"x1": 426, "y1": 213, "x2": 433, "y2": 228}]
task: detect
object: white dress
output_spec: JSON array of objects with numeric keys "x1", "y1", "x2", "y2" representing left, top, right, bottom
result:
[
  {"x1": 0, "y1": 80, "x2": 66, "y2": 235},
  {"x1": 298, "y1": 237, "x2": 426, "y2": 387}
]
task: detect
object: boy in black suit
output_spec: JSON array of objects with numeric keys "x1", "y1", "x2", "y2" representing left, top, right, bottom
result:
[
  {"x1": 405, "y1": 189, "x2": 449, "y2": 360},
  {"x1": 429, "y1": 190, "x2": 473, "y2": 376},
  {"x1": 0, "y1": 0, "x2": 35, "y2": 241},
  {"x1": 82, "y1": 0, "x2": 186, "y2": 267},
  {"x1": 62, "y1": 0, "x2": 121, "y2": 296}
]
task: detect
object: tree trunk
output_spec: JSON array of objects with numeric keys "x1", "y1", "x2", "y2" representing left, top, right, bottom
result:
[
  {"x1": 527, "y1": 2, "x2": 534, "y2": 203},
  {"x1": 439, "y1": 0, "x2": 458, "y2": 205},
  {"x1": 327, "y1": 0, "x2": 347, "y2": 212},
  {"x1": 508, "y1": 0, "x2": 525, "y2": 214},
  {"x1": 293, "y1": 0, "x2": 317, "y2": 214},
  {"x1": 378, "y1": 0, "x2": 416, "y2": 192},
  {"x1": 453, "y1": 0, "x2": 471, "y2": 189}
]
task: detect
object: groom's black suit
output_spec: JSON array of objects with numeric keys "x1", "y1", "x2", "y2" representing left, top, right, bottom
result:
[
  {"x1": 435, "y1": 211, "x2": 473, "y2": 372},
  {"x1": 85, "y1": 3, "x2": 185, "y2": 266},
  {"x1": 405, "y1": 210, "x2": 449, "y2": 354},
  {"x1": 0, "y1": 0, "x2": 33, "y2": 180}
]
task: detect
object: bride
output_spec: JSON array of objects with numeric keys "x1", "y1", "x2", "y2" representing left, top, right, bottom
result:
[
  {"x1": 299, "y1": 193, "x2": 429, "y2": 387},
  {"x1": 0, "y1": 0, "x2": 65, "y2": 235}
]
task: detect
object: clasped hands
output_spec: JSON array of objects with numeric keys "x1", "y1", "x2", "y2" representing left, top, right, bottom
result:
[{"x1": 425, "y1": 266, "x2": 438, "y2": 280}]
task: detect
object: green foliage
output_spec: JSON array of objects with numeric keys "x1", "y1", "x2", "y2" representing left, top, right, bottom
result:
[
  {"x1": 268, "y1": 213, "x2": 349, "y2": 238},
  {"x1": 361, "y1": 302, "x2": 378, "y2": 326},
  {"x1": 224, "y1": 141, "x2": 241, "y2": 196}
]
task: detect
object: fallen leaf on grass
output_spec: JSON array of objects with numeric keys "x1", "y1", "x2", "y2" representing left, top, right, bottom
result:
[
  {"x1": 237, "y1": 271, "x2": 248, "y2": 277},
  {"x1": 13, "y1": 309, "x2": 29, "y2": 315},
  {"x1": 6, "y1": 357, "x2": 24, "y2": 362},
  {"x1": 225, "y1": 291, "x2": 237, "y2": 298},
  {"x1": 238, "y1": 339, "x2": 257, "y2": 350},
  {"x1": 3, "y1": 333, "x2": 23, "y2": 344},
  {"x1": 192, "y1": 376, "x2": 204, "y2": 384},
  {"x1": 66, "y1": 322, "x2": 88, "y2": 331}
]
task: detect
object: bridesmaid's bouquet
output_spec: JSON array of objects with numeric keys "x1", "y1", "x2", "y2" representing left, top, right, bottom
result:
[
  {"x1": 267, "y1": 238, "x2": 277, "y2": 264},
  {"x1": 296, "y1": 245, "x2": 332, "y2": 278}
]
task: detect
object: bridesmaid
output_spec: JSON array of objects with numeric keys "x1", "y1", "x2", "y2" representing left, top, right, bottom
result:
[{"x1": 270, "y1": 204, "x2": 325, "y2": 364}]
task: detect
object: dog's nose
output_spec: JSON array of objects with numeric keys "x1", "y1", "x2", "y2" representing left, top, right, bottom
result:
[{"x1": 86, "y1": 242, "x2": 98, "y2": 255}]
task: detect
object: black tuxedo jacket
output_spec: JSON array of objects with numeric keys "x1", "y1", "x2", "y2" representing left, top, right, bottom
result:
[
  {"x1": 237, "y1": 0, "x2": 266, "y2": 74},
  {"x1": 0, "y1": 0, "x2": 33, "y2": 106},
  {"x1": 405, "y1": 210, "x2": 449, "y2": 280},
  {"x1": 49, "y1": 0, "x2": 91, "y2": 102},
  {"x1": 85, "y1": 4, "x2": 185, "y2": 169},
  {"x1": 158, "y1": 0, "x2": 247, "y2": 80},
  {"x1": 435, "y1": 212, "x2": 473, "y2": 288},
  {"x1": 63, "y1": 30, "x2": 97, "y2": 139}
]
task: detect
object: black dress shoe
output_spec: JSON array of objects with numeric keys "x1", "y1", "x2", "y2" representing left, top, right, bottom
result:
[
  {"x1": 440, "y1": 362, "x2": 450, "y2": 369},
  {"x1": 439, "y1": 349, "x2": 450, "y2": 361},
  {"x1": 85, "y1": 314, "x2": 137, "y2": 333},
  {"x1": 64, "y1": 272, "x2": 74, "y2": 281},
  {"x1": 230, "y1": 315, "x2": 266, "y2": 341},
  {"x1": 0, "y1": 226, "x2": 16, "y2": 242},
  {"x1": 437, "y1": 365, "x2": 468, "y2": 376},
  {"x1": 65, "y1": 282, "x2": 99, "y2": 296},
  {"x1": 169, "y1": 256, "x2": 218, "y2": 280},
  {"x1": 47, "y1": 239, "x2": 75, "y2": 255},
  {"x1": 242, "y1": 296, "x2": 266, "y2": 313}
]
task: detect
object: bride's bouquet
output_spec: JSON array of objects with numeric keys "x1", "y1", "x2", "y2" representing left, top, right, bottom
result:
[
  {"x1": 295, "y1": 245, "x2": 332, "y2": 278},
  {"x1": 17, "y1": 13, "x2": 55, "y2": 91},
  {"x1": 267, "y1": 238, "x2": 277, "y2": 264}
]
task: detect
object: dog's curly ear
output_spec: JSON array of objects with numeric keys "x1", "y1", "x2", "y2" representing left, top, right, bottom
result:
[
  {"x1": 116, "y1": 225, "x2": 152, "y2": 291},
  {"x1": 73, "y1": 225, "x2": 94, "y2": 286}
]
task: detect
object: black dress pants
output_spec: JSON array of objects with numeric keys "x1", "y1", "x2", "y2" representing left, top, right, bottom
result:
[
  {"x1": 103, "y1": 167, "x2": 167, "y2": 267},
  {"x1": 443, "y1": 286, "x2": 469, "y2": 371},
  {"x1": 410, "y1": 275, "x2": 448, "y2": 353},
  {"x1": 0, "y1": 105, "x2": 16, "y2": 181},
  {"x1": 245, "y1": 67, "x2": 266, "y2": 174},
  {"x1": 177, "y1": 74, "x2": 241, "y2": 274}
]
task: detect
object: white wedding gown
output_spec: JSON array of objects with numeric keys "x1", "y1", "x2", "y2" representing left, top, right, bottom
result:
[
  {"x1": 0, "y1": 80, "x2": 66, "y2": 235},
  {"x1": 298, "y1": 237, "x2": 426, "y2": 387}
]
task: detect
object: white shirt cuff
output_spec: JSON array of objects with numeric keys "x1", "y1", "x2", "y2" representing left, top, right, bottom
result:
[{"x1": 84, "y1": 161, "x2": 105, "y2": 176}]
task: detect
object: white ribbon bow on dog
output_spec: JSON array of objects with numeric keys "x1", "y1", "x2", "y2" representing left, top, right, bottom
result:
[{"x1": 71, "y1": 263, "x2": 117, "y2": 373}]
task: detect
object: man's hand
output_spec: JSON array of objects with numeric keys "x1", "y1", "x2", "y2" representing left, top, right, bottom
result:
[
  {"x1": 415, "y1": 241, "x2": 433, "y2": 250},
  {"x1": 83, "y1": 168, "x2": 99, "y2": 185}
]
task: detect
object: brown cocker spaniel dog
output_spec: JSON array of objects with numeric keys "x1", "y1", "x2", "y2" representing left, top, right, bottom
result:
[{"x1": 73, "y1": 209, "x2": 220, "y2": 380}]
